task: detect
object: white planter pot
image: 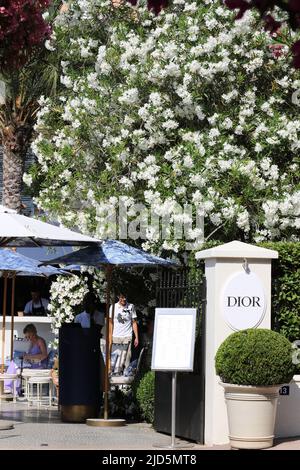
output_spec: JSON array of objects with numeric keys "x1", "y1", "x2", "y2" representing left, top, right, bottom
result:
[{"x1": 220, "y1": 382, "x2": 282, "y2": 449}]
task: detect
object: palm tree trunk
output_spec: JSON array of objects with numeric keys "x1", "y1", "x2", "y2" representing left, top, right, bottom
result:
[{"x1": 1, "y1": 124, "x2": 30, "y2": 213}]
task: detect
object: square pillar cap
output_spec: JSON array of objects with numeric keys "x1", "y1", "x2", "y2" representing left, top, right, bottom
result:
[{"x1": 196, "y1": 241, "x2": 278, "y2": 260}]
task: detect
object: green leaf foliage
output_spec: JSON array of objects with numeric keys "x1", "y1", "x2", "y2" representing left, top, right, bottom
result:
[
  {"x1": 215, "y1": 329, "x2": 296, "y2": 386},
  {"x1": 260, "y1": 242, "x2": 300, "y2": 342},
  {"x1": 135, "y1": 371, "x2": 155, "y2": 424}
]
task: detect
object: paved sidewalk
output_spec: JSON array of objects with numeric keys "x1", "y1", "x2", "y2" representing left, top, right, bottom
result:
[
  {"x1": 268, "y1": 437, "x2": 300, "y2": 450},
  {"x1": 0, "y1": 403, "x2": 299, "y2": 450}
]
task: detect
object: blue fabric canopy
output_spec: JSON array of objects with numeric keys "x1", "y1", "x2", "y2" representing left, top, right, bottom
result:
[
  {"x1": 0, "y1": 249, "x2": 66, "y2": 276},
  {"x1": 41, "y1": 239, "x2": 178, "y2": 268},
  {"x1": 40, "y1": 239, "x2": 177, "y2": 422}
]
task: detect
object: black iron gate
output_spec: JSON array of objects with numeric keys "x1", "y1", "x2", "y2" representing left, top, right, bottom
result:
[{"x1": 154, "y1": 267, "x2": 206, "y2": 443}]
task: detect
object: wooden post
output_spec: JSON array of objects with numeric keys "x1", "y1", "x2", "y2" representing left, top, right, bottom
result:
[
  {"x1": 104, "y1": 265, "x2": 113, "y2": 420},
  {"x1": 1, "y1": 273, "x2": 8, "y2": 373},
  {"x1": 10, "y1": 275, "x2": 15, "y2": 360}
]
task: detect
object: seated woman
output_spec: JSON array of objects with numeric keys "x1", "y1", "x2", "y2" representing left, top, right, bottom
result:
[
  {"x1": 23, "y1": 324, "x2": 48, "y2": 369},
  {"x1": 4, "y1": 324, "x2": 48, "y2": 394}
]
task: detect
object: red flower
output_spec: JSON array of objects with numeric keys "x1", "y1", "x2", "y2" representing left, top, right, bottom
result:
[
  {"x1": 147, "y1": 0, "x2": 169, "y2": 15},
  {"x1": 0, "y1": 0, "x2": 51, "y2": 71},
  {"x1": 264, "y1": 14, "x2": 282, "y2": 34},
  {"x1": 268, "y1": 43, "x2": 284, "y2": 58},
  {"x1": 288, "y1": 0, "x2": 300, "y2": 13},
  {"x1": 225, "y1": 0, "x2": 251, "y2": 18},
  {"x1": 127, "y1": 0, "x2": 168, "y2": 14}
]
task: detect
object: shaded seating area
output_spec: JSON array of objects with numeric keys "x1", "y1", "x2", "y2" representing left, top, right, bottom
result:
[
  {"x1": 41, "y1": 240, "x2": 176, "y2": 421},
  {"x1": 0, "y1": 368, "x2": 54, "y2": 405},
  {"x1": 0, "y1": 207, "x2": 101, "y2": 422},
  {"x1": 1, "y1": 347, "x2": 57, "y2": 405}
]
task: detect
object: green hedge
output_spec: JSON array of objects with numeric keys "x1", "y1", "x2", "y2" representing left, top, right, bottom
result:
[
  {"x1": 135, "y1": 371, "x2": 155, "y2": 424},
  {"x1": 260, "y1": 242, "x2": 300, "y2": 342}
]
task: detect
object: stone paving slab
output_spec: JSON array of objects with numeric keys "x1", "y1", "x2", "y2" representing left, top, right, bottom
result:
[
  {"x1": 269, "y1": 437, "x2": 300, "y2": 450},
  {"x1": 0, "y1": 403, "x2": 299, "y2": 450}
]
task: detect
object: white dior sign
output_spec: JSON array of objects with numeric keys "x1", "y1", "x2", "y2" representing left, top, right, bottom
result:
[{"x1": 222, "y1": 271, "x2": 266, "y2": 331}]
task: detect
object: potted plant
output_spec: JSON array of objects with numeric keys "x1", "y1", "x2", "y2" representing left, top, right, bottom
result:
[{"x1": 215, "y1": 328, "x2": 296, "y2": 449}]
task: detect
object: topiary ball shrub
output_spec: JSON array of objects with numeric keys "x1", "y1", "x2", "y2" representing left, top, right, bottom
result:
[
  {"x1": 136, "y1": 371, "x2": 155, "y2": 424},
  {"x1": 215, "y1": 329, "x2": 296, "y2": 386}
]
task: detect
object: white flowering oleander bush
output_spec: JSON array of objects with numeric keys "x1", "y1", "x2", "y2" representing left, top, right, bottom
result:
[
  {"x1": 48, "y1": 274, "x2": 89, "y2": 348},
  {"x1": 29, "y1": 0, "x2": 300, "y2": 256}
]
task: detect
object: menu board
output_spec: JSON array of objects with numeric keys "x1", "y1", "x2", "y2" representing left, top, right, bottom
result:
[{"x1": 151, "y1": 308, "x2": 196, "y2": 371}]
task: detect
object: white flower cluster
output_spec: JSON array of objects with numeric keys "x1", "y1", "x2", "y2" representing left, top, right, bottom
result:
[
  {"x1": 48, "y1": 275, "x2": 89, "y2": 345},
  {"x1": 31, "y1": 0, "x2": 300, "y2": 253}
]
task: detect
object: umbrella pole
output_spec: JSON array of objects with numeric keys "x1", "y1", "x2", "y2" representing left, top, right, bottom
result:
[
  {"x1": 89, "y1": 265, "x2": 125, "y2": 427},
  {"x1": 1, "y1": 273, "x2": 7, "y2": 373},
  {"x1": 104, "y1": 265, "x2": 113, "y2": 420},
  {"x1": 10, "y1": 275, "x2": 15, "y2": 361}
]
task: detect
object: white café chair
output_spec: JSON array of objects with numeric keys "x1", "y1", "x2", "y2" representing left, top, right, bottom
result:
[
  {"x1": 0, "y1": 373, "x2": 18, "y2": 403},
  {"x1": 27, "y1": 374, "x2": 52, "y2": 408},
  {"x1": 22, "y1": 369, "x2": 52, "y2": 406}
]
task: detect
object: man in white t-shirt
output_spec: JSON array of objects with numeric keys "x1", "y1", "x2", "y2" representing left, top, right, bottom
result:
[
  {"x1": 109, "y1": 293, "x2": 139, "y2": 374},
  {"x1": 24, "y1": 291, "x2": 49, "y2": 316}
]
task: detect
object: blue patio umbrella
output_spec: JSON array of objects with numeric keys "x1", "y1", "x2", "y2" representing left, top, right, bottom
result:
[
  {"x1": 0, "y1": 249, "x2": 67, "y2": 276},
  {"x1": 0, "y1": 249, "x2": 67, "y2": 369},
  {"x1": 40, "y1": 239, "x2": 176, "y2": 267},
  {"x1": 42, "y1": 239, "x2": 178, "y2": 422}
]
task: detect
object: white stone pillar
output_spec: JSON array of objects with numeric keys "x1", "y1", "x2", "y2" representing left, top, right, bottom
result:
[{"x1": 196, "y1": 241, "x2": 278, "y2": 445}]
